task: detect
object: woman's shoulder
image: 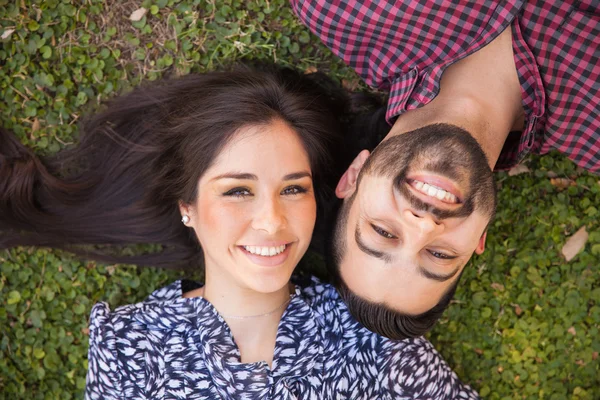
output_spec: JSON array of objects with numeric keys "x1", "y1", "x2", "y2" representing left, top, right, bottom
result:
[{"x1": 89, "y1": 280, "x2": 189, "y2": 332}]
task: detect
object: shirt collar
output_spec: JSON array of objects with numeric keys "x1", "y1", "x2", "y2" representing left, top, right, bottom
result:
[{"x1": 132, "y1": 279, "x2": 324, "y2": 399}]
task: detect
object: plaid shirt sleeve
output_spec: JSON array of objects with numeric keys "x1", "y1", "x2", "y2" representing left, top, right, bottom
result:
[
  {"x1": 515, "y1": 0, "x2": 600, "y2": 173},
  {"x1": 291, "y1": 0, "x2": 600, "y2": 173}
]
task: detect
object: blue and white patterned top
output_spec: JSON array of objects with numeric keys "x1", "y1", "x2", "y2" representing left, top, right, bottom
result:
[{"x1": 85, "y1": 276, "x2": 479, "y2": 399}]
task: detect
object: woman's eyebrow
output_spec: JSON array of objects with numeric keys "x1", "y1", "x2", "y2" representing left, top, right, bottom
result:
[
  {"x1": 211, "y1": 171, "x2": 311, "y2": 181},
  {"x1": 283, "y1": 171, "x2": 312, "y2": 180},
  {"x1": 212, "y1": 173, "x2": 257, "y2": 181}
]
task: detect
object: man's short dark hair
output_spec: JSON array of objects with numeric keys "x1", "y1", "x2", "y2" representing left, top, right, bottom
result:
[{"x1": 336, "y1": 267, "x2": 463, "y2": 339}]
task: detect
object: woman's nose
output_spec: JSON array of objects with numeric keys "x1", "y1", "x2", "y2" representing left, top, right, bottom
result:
[{"x1": 252, "y1": 198, "x2": 286, "y2": 234}]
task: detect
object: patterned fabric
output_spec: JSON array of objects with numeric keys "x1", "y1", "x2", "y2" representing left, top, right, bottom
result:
[
  {"x1": 290, "y1": 0, "x2": 600, "y2": 173},
  {"x1": 85, "y1": 276, "x2": 479, "y2": 399}
]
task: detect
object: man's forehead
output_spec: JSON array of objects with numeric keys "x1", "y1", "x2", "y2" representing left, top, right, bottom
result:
[{"x1": 340, "y1": 253, "x2": 446, "y2": 313}]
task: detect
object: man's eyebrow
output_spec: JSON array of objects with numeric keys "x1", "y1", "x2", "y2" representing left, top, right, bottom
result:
[
  {"x1": 354, "y1": 223, "x2": 393, "y2": 263},
  {"x1": 418, "y1": 264, "x2": 460, "y2": 282}
]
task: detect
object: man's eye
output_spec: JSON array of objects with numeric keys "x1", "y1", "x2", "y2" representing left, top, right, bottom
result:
[
  {"x1": 371, "y1": 224, "x2": 395, "y2": 239},
  {"x1": 223, "y1": 188, "x2": 252, "y2": 198},
  {"x1": 428, "y1": 250, "x2": 456, "y2": 260},
  {"x1": 281, "y1": 185, "x2": 308, "y2": 196}
]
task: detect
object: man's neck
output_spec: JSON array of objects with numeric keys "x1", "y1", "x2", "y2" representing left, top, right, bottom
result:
[{"x1": 386, "y1": 27, "x2": 524, "y2": 169}]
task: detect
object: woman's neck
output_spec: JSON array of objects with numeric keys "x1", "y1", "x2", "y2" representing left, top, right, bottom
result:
[
  {"x1": 183, "y1": 263, "x2": 293, "y2": 367},
  {"x1": 200, "y1": 272, "x2": 292, "y2": 319}
]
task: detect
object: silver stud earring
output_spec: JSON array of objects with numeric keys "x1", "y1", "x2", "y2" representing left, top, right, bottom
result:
[{"x1": 181, "y1": 215, "x2": 190, "y2": 224}]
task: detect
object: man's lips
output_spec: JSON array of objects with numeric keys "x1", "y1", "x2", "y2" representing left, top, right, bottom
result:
[
  {"x1": 405, "y1": 174, "x2": 464, "y2": 209},
  {"x1": 407, "y1": 173, "x2": 463, "y2": 201}
]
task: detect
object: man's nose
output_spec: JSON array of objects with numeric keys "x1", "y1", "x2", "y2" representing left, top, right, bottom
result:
[
  {"x1": 401, "y1": 208, "x2": 442, "y2": 242},
  {"x1": 252, "y1": 196, "x2": 286, "y2": 234}
]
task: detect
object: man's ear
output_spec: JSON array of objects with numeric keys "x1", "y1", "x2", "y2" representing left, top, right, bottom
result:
[
  {"x1": 474, "y1": 231, "x2": 487, "y2": 255},
  {"x1": 335, "y1": 149, "x2": 370, "y2": 199}
]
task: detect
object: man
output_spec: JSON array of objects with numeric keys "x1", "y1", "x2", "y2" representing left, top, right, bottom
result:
[{"x1": 292, "y1": 0, "x2": 600, "y2": 339}]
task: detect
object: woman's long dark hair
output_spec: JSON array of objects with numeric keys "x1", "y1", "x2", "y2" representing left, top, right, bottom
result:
[{"x1": 0, "y1": 66, "x2": 348, "y2": 269}]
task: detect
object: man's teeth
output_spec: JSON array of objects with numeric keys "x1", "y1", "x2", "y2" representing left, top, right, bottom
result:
[
  {"x1": 243, "y1": 245, "x2": 287, "y2": 256},
  {"x1": 413, "y1": 180, "x2": 458, "y2": 203}
]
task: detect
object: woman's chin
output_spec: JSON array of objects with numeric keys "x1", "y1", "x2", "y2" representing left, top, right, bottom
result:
[{"x1": 245, "y1": 273, "x2": 294, "y2": 294}]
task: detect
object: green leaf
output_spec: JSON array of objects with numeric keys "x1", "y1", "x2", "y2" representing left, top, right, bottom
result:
[
  {"x1": 73, "y1": 303, "x2": 86, "y2": 315},
  {"x1": 7, "y1": 290, "x2": 21, "y2": 305},
  {"x1": 75, "y1": 91, "x2": 88, "y2": 106},
  {"x1": 33, "y1": 348, "x2": 46, "y2": 359},
  {"x1": 41, "y1": 45, "x2": 52, "y2": 59},
  {"x1": 28, "y1": 20, "x2": 40, "y2": 31}
]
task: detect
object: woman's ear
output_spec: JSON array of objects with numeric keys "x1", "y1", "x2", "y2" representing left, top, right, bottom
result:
[
  {"x1": 335, "y1": 149, "x2": 370, "y2": 199},
  {"x1": 179, "y1": 201, "x2": 193, "y2": 225}
]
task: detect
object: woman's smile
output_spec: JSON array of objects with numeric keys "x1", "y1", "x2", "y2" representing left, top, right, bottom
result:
[{"x1": 238, "y1": 242, "x2": 294, "y2": 267}]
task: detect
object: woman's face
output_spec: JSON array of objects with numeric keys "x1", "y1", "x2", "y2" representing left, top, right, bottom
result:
[{"x1": 181, "y1": 119, "x2": 316, "y2": 294}]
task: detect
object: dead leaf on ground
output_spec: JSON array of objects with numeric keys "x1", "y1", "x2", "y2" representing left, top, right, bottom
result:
[
  {"x1": 129, "y1": 7, "x2": 147, "y2": 22},
  {"x1": 547, "y1": 171, "x2": 558, "y2": 178},
  {"x1": 550, "y1": 177, "x2": 575, "y2": 189},
  {"x1": 474, "y1": 348, "x2": 483, "y2": 355},
  {"x1": 561, "y1": 226, "x2": 588, "y2": 261},
  {"x1": 567, "y1": 326, "x2": 577, "y2": 336},
  {"x1": 508, "y1": 164, "x2": 530, "y2": 176},
  {"x1": 491, "y1": 282, "x2": 505, "y2": 291},
  {"x1": 512, "y1": 303, "x2": 523, "y2": 316},
  {"x1": 304, "y1": 66, "x2": 318, "y2": 74},
  {"x1": 593, "y1": 352, "x2": 598, "y2": 360},
  {"x1": 1, "y1": 28, "x2": 15, "y2": 40},
  {"x1": 342, "y1": 78, "x2": 360, "y2": 91},
  {"x1": 497, "y1": 365, "x2": 504, "y2": 373},
  {"x1": 575, "y1": 359, "x2": 585, "y2": 366},
  {"x1": 31, "y1": 118, "x2": 40, "y2": 134}
]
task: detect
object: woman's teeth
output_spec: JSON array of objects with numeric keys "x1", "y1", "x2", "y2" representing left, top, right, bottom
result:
[
  {"x1": 413, "y1": 180, "x2": 458, "y2": 203},
  {"x1": 243, "y1": 245, "x2": 287, "y2": 256}
]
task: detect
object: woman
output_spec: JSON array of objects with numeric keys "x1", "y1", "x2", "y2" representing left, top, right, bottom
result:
[{"x1": 0, "y1": 66, "x2": 479, "y2": 399}]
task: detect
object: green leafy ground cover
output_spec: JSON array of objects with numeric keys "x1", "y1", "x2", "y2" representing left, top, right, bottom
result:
[{"x1": 1, "y1": 1, "x2": 598, "y2": 399}]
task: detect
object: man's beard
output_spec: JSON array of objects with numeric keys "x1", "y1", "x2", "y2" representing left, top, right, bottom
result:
[{"x1": 359, "y1": 123, "x2": 497, "y2": 220}]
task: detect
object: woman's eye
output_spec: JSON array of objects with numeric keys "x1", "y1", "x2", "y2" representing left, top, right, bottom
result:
[
  {"x1": 428, "y1": 250, "x2": 456, "y2": 260},
  {"x1": 282, "y1": 185, "x2": 308, "y2": 196},
  {"x1": 371, "y1": 224, "x2": 395, "y2": 239},
  {"x1": 223, "y1": 188, "x2": 252, "y2": 198}
]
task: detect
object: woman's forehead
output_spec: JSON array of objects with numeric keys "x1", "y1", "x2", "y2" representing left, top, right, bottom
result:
[{"x1": 204, "y1": 122, "x2": 311, "y2": 176}]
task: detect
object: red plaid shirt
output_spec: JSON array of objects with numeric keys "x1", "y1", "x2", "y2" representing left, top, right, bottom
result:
[{"x1": 291, "y1": 0, "x2": 600, "y2": 172}]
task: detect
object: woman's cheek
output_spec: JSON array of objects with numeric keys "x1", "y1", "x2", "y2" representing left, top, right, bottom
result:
[
  {"x1": 290, "y1": 197, "x2": 317, "y2": 238},
  {"x1": 197, "y1": 197, "x2": 250, "y2": 233}
]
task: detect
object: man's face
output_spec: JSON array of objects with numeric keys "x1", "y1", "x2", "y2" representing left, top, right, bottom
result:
[{"x1": 334, "y1": 124, "x2": 496, "y2": 315}]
